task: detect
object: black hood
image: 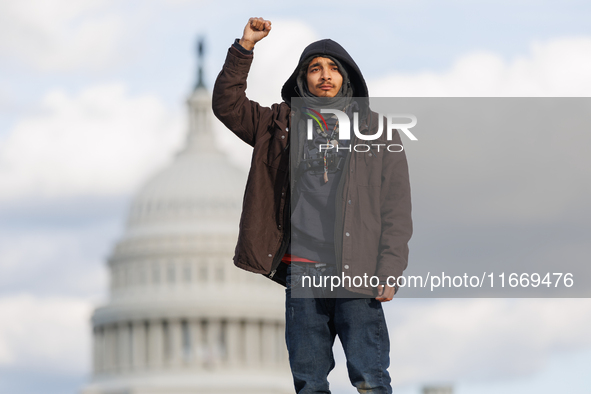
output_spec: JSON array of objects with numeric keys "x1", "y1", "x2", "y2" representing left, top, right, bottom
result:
[{"x1": 281, "y1": 39, "x2": 368, "y2": 106}]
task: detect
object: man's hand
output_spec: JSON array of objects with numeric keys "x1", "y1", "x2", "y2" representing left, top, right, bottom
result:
[
  {"x1": 239, "y1": 17, "x2": 272, "y2": 51},
  {"x1": 375, "y1": 284, "x2": 396, "y2": 302}
]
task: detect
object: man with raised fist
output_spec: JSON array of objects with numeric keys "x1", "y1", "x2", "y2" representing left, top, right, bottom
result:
[{"x1": 213, "y1": 17, "x2": 412, "y2": 394}]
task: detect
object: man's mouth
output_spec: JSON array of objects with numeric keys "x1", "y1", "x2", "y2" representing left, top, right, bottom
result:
[{"x1": 319, "y1": 84, "x2": 333, "y2": 90}]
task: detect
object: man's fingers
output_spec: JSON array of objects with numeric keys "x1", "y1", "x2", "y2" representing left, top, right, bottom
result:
[
  {"x1": 240, "y1": 17, "x2": 271, "y2": 50},
  {"x1": 376, "y1": 294, "x2": 393, "y2": 302},
  {"x1": 249, "y1": 17, "x2": 271, "y2": 32},
  {"x1": 375, "y1": 284, "x2": 395, "y2": 302},
  {"x1": 250, "y1": 17, "x2": 262, "y2": 30}
]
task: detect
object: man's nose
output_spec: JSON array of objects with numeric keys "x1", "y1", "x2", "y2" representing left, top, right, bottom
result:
[{"x1": 320, "y1": 68, "x2": 331, "y2": 80}]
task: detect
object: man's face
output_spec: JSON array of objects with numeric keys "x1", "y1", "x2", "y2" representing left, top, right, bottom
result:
[{"x1": 306, "y1": 57, "x2": 343, "y2": 97}]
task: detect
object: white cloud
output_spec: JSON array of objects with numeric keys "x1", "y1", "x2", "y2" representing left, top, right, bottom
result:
[
  {"x1": 369, "y1": 37, "x2": 591, "y2": 97},
  {"x1": 0, "y1": 83, "x2": 183, "y2": 202},
  {"x1": 0, "y1": 293, "x2": 93, "y2": 373},
  {"x1": 0, "y1": 225, "x2": 110, "y2": 299},
  {"x1": 383, "y1": 299, "x2": 591, "y2": 386},
  {"x1": 0, "y1": 0, "x2": 127, "y2": 71}
]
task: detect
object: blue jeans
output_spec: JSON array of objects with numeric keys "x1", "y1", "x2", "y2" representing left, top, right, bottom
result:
[{"x1": 285, "y1": 263, "x2": 392, "y2": 394}]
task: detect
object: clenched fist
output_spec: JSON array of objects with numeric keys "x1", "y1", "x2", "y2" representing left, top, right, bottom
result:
[{"x1": 239, "y1": 17, "x2": 272, "y2": 51}]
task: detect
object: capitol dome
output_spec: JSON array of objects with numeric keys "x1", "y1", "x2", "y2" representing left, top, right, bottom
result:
[
  {"x1": 126, "y1": 86, "x2": 247, "y2": 239},
  {"x1": 81, "y1": 42, "x2": 291, "y2": 394}
]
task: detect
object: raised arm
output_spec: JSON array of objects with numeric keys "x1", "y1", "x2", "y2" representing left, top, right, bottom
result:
[{"x1": 212, "y1": 17, "x2": 276, "y2": 146}]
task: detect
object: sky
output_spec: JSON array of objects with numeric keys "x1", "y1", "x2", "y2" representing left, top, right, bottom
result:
[{"x1": 1, "y1": 1, "x2": 591, "y2": 393}]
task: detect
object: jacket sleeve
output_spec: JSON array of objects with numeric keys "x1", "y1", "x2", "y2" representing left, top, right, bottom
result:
[
  {"x1": 212, "y1": 45, "x2": 276, "y2": 147},
  {"x1": 375, "y1": 128, "x2": 413, "y2": 284}
]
